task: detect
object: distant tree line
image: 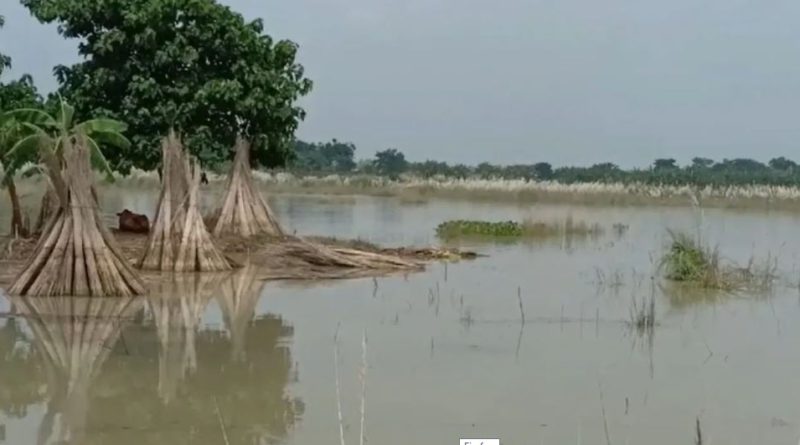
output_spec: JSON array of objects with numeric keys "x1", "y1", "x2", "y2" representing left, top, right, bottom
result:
[{"x1": 289, "y1": 142, "x2": 800, "y2": 187}]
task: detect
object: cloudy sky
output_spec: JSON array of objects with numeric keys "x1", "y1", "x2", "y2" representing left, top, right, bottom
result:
[{"x1": 3, "y1": 0, "x2": 800, "y2": 167}]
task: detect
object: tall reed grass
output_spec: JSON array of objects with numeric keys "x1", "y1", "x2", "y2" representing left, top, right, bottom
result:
[
  {"x1": 42, "y1": 169, "x2": 800, "y2": 209},
  {"x1": 661, "y1": 230, "x2": 777, "y2": 292}
]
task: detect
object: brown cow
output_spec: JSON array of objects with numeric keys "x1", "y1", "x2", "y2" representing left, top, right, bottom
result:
[{"x1": 117, "y1": 209, "x2": 150, "y2": 234}]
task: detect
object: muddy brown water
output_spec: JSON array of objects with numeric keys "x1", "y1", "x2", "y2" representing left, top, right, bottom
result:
[{"x1": 3, "y1": 188, "x2": 800, "y2": 444}]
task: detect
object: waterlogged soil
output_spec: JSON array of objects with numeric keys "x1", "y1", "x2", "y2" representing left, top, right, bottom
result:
[{"x1": 3, "y1": 188, "x2": 800, "y2": 444}]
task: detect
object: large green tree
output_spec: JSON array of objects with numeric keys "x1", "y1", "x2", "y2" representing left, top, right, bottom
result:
[
  {"x1": 292, "y1": 139, "x2": 356, "y2": 173},
  {"x1": 21, "y1": 0, "x2": 313, "y2": 173},
  {"x1": 374, "y1": 148, "x2": 408, "y2": 179}
]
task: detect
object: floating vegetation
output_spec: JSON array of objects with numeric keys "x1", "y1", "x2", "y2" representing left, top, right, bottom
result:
[
  {"x1": 661, "y1": 230, "x2": 777, "y2": 292},
  {"x1": 436, "y1": 217, "x2": 603, "y2": 240},
  {"x1": 436, "y1": 220, "x2": 524, "y2": 238}
]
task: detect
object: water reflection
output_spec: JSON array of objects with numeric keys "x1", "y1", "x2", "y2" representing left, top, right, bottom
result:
[
  {"x1": 0, "y1": 272, "x2": 301, "y2": 445},
  {"x1": 148, "y1": 274, "x2": 224, "y2": 404},
  {"x1": 662, "y1": 281, "x2": 741, "y2": 310},
  {"x1": 1, "y1": 303, "x2": 43, "y2": 421},
  {"x1": 217, "y1": 266, "x2": 265, "y2": 361},
  {"x1": 10, "y1": 296, "x2": 142, "y2": 445}
]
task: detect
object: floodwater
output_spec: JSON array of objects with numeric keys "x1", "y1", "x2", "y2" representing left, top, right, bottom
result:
[{"x1": 4, "y1": 189, "x2": 800, "y2": 444}]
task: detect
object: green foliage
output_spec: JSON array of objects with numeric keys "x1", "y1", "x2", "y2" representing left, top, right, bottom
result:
[
  {"x1": 436, "y1": 220, "x2": 523, "y2": 238},
  {"x1": 533, "y1": 162, "x2": 554, "y2": 180},
  {"x1": 662, "y1": 230, "x2": 778, "y2": 292},
  {"x1": 393, "y1": 152, "x2": 800, "y2": 188},
  {"x1": 436, "y1": 218, "x2": 604, "y2": 240},
  {"x1": 691, "y1": 157, "x2": 714, "y2": 169},
  {"x1": 663, "y1": 231, "x2": 717, "y2": 283},
  {"x1": 374, "y1": 148, "x2": 408, "y2": 178},
  {"x1": 291, "y1": 139, "x2": 356, "y2": 173},
  {"x1": 5, "y1": 96, "x2": 130, "y2": 181},
  {"x1": 282, "y1": 143, "x2": 800, "y2": 188},
  {"x1": 0, "y1": 76, "x2": 43, "y2": 182},
  {"x1": 653, "y1": 158, "x2": 678, "y2": 170},
  {"x1": 769, "y1": 156, "x2": 797, "y2": 172},
  {"x1": 22, "y1": 0, "x2": 312, "y2": 173}
]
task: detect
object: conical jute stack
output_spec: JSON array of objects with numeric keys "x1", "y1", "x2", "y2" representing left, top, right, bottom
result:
[
  {"x1": 213, "y1": 137, "x2": 283, "y2": 237},
  {"x1": 139, "y1": 130, "x2": 233, "y2": 272},
  {"x1": 8, "y1": 134, "x2": 146, "y2": 297}
]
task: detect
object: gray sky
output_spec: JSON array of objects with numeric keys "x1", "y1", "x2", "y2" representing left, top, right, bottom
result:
[{"x1": 3, "y1": 0, "x2": 800, "y2": 167}]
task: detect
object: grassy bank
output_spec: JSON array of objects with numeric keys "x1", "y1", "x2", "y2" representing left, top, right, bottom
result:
[
  {"x1": 141, "y1": 171, "x2": 800, "y2": 210},
  {"x1": 13, "y1": 168, "x2": 800, "y2": 212}
]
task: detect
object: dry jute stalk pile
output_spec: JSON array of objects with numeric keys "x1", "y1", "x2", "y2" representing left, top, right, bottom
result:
[
  {"x1": 213, "y1": 137, "x2": 283, "y2": 237},
  {"x1": 8, "y1": 135, "x2": 146, "y2": 297},
  {"x1": 140, "y1": 131, "x2": 233, "y2": 272}
]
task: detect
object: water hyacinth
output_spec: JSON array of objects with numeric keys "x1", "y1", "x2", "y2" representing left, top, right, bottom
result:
[
  {"x1": 436, "y1": 220, "x2": 523, "y2": 238},
  {"x1": 436, "y1": 217, "x2": 603, "y2": 240}
]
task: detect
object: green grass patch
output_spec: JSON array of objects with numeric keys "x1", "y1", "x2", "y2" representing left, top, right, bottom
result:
[
  {"x1": 436, "y1": 220, "x2": 524, "y2": 238},
  {"x1": 661, "y1": 230, "x2": 777, "y2": 291},
  {"x1": 436, "y1": 217, "x2": 603, "y2": 240}
]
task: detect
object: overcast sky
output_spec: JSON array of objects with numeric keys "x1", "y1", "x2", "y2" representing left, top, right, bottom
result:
[{"x1": 3, "y1": 0, "x2": 800, "y2": 167}]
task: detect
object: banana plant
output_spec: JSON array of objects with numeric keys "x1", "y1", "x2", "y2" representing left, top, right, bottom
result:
[
  {"x1": 0, "y1": 113, "x2": 34, "y2": 236},
  {"x1": 4, "y1": 96, "x2": 131, "y2": 183}
]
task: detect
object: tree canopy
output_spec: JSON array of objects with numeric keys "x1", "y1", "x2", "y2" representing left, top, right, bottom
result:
[
  {"x1": 373, "y1": 148, "x2": 408, "y2": 178},
  {"x1": 291, "y1": 139, "x2": 356, "y2": 173},
  {"x1": 22, "y1": 0, "x2": 313, "y2": 173}
]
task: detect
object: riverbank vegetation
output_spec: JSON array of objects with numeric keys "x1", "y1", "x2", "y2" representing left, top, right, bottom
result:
[
  {"x1": 290, "y1": 140, "x2": 800, "y2": 189},
  {"x1": 146, "y1": 171, "x2": 800, "y2": 210}
]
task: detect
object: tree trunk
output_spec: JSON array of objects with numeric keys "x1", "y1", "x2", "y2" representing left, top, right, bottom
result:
[{"x1": 6, "y1": 177, "x2": 28, "y2": 238}]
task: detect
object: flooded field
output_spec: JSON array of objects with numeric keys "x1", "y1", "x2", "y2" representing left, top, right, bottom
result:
[{"x1": 3, "y1": 190, "x2": 800, "y2": 444}]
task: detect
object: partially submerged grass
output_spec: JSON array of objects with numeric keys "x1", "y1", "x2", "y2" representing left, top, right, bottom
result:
[
  {"x1": 436, "y1": 217, "x2": 604, "y2": 240},
  {"x1": 662, "y1": 231, "x2": 720, "y2": 285},
  {"x1": 522, "y1": 216, "x2": 603, "y2": 238},
  {"x1": 661, "y1": 230, "x2": 777, "y2": 292},
  {"x1": 629, "y1": 293, "x2": 656, "y2": 332}
]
